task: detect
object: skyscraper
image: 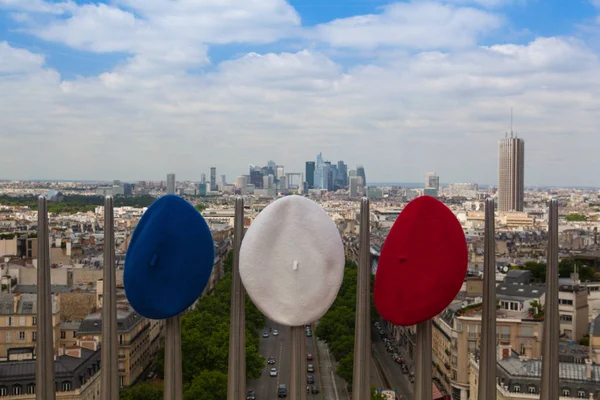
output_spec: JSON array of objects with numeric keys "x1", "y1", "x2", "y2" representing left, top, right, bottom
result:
[
  {"x1": 337, "y1": 161, "x2": 348, "y2": 187},
  {"x1": 200, "y1": 173, "x2": 206, "y2": 184},
  {"x1": 356, "y1": 165, "x2": 366, "y2": 188},
  {"x1": 349, "y1": 176, "x2": 359, "y2": 197},
  {"x1": 210, "y1": 167, "x2": 217, "y2": 191},
  {"x1": 305, "y1": 161, "x2": 315, "y2": 189},
  {"x1": 167, "y1": 173, "x2": 175, "y2": 194},
  {"x1": 221, "y1": 175, "x2": 226, "y2": 185},
  {"x1": 425, "y1": 172, "x2": 439, "y2": 190},
  {"x1": 498, "y1": 135, "x2": 525, "y2": 212}
]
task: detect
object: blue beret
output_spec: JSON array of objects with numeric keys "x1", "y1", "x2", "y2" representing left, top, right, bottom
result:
[{"x1": 124, "y1": 195, "x2": 214, "y2": 319}]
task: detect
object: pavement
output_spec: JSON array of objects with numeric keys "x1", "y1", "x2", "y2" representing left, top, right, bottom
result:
[{"x1": 247, "y1": 321, "x2": 320, "y2": 399}]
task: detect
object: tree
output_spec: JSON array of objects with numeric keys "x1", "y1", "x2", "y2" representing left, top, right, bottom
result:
[
  {"x1": 195, "y1": 203, "x2": 206, "y2": 212},
  {"x1": 372, "y1": 387, "x2": 386, "y2": 400},
  {"x1": 565, "y1": 213, "x2": 587, "y2": 222},
  {"x1": 183, "y1": 370, "x2": 227, "y2": 400},
  {"x1": 120, "y1": 383, "x2": 163, "y2": 400}
]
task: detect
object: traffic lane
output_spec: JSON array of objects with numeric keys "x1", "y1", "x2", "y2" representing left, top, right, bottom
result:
[
  {"x1": 247, "y1": 322, "x2": 289, "y2": 399},
  {"x1": 305, "y1": 329, "x2": 319, "y2": 396},
  {"x1": 276, "y1": 323, "x2": 291, "y2": 398},
  {"x1": 371, "y1": 326, "x2": 414, "y2": 400}
]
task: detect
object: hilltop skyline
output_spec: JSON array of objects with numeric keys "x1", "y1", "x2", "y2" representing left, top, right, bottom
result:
[{"x1": 1, "y1": 0, "x2": 599, "y2": 186}]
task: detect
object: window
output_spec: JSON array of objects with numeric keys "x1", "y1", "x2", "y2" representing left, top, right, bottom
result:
[
  {"x1": 26, "y1": 384, "x2": 34, "y2": 394},
  {"x1": 119, "y1": 335, "x2": 124, "y2": 345},
  {"x1": 559, "y1": 299, "x2": 573, "y2": 306},
  {"x1": 32, "y1": 317, "x2": 37, "y2": 326},
  {"x1": 0, "y1": 386, "x2": 7, "y2": 396},
  {"x1": 12, "y1": 385, "x2": 22, "y2": 395},
  {"x1": 562, "y1": 389, "x2": 570, "y2": 397},
  {"x1": 468, "y1": 341, "x2": 477, "y2": 353},
  {"x1": 5, "y1": 332, "x2": 11, "y2": 343},
  {"x1": 18, "y1": 332, "x2": 25, "y2": 340},
  {"x1": 560, "y1": 314, "x2": 573, "y2": 323},
  {"x1": 513, "y1": 385, "x2": 521, "y2": 393},
  {"x1": 528, "y1": 386, "x2": 536, "y2": 394},
  {"x1": 61, "y1": 331, "x2": 66, "y2": 339},
  {"x1": 32, "y1": 332, "x2": 37, "y2": 342},
  {"x1": 61, "y1": 382, "x2": 71, "y2": 392},
  {"x1": 578, "y1": 390, "x2": 586, "y2": 398},
  {"x1": 6, "y1": 317, "x2": 12, "y2": 327},
  {"x1": 519, "y1": 326, "x2": 533, "y2": 337},
  {"x1": 19, "y1": 317, "x2": 24, "y2": 326},
  {"x1": 73, "y1": 331, "x2": 77, "y2": 338},
  {"x1": 119, "y1": 376, "x2": 124, "y2": 388}
]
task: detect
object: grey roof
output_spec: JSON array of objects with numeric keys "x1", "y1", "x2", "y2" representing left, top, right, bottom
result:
[
  {"x1": 497, "y1": 283, "x2": 545, "y2": 300},
  {"x1": 0, "y1": 347, "x2": 97, "y2": 378},
  {"x1": 593, "y1": 314, "x2": 600, "y2": 336},
  {"x1": 61, "y1": 320, "x2": 82, "y2": 331},
  {"x1": 498, "y1": 357, "x2": 600, "y2": 383},
  {"x1": 13, "y1": 285, "x2": 72, "y2": 294},
  {"x1": 0, "y1": 293, "x2": 57, "y2": 315},
  {"x1": 78, "y1": 308, "x2": 142, "y2": 334}
]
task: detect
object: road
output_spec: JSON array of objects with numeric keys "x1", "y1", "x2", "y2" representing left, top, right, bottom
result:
[
  {"x1": 371, "y1": 323, "x2": 414, "y2": 400},
  {"x1": 247, "y1": 321, "x2": 320, "y2": 399}
]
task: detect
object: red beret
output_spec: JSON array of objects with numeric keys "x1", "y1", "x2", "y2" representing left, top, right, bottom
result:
[{"x1": 374, "y1": 196, "x2": 467, "y2": 326}]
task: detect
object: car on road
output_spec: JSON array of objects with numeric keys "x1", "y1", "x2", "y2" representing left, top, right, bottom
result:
[
  {"x1": 273, "y1": 329, "x2": 279, "y2": 336},
  {"x1": 307, "y1": 364, "x2": 314, "y2": 372},
  {"x1": 307, "y1": 375, "x2": 314, "y2": 384},
  {"x1": 268, "y1": 357, "x2": 276, "y2": 365},
  {"x1": 270, "y1": 368, "x2": 278, "y2": 377},
  {"x1": 306, "y1": 353, "x2": 313, "y2": 360},
  {"x1": 402, "y1": 365, "x2": 409, "y2": 374},
  {"x1": 311, "y1": 386, "x2": 319, "y2": 394},
  {"x1": 278, "y1": 384, "x2": 288, "y2": 397},
  {"x1": 262, "y1": 332, "x2": 269, "y2": 338},
  {"x1": 246, "y1": 390, "x2": 256, "y2": 400}
]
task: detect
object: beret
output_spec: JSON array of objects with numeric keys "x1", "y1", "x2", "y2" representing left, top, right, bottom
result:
[
  {"x1": 374, "y1": 196, "x2": 467, "y2": 326},
  {"x1": 239, "y1": 195, "x2": 345, "y2": 326},
  {"x1": 124, "y1": 194, "x2": 215, "y2": 319}
]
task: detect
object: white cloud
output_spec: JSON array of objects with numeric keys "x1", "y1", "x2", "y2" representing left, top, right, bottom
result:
[
  {"x1": 313, "y1": 2, "x2": 503, "y2": 49},
  {"x1": 0, "y1": 41, "x2": 45, "y2": 73},
  {"x1": 0, "y1": 0, "x2": 75, "y2": 14}
]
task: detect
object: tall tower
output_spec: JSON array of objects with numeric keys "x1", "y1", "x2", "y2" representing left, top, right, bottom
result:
[
  {"x1": 167, "y1": 174, "x2": 175, "y2": 194},
  {"x1": 356, "y1": 165, "x2": 366, "y2": 188},
  {"x1": 425, "y1": 172, "x2": 439, "y2": 190},
  {"x1": 210, "y1": 167, "x2": 217, "y2": 191},
  {"x1": 305, "y1": 162, "x2": 315, "y2": 189},
  {"x1": 498, "y1": 135, "x2": 525, "y2": 212}
]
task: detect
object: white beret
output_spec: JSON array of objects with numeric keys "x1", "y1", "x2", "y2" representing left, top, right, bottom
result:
[{"x1": 239, "y1": 195, "x2": 345, "y2": 326}]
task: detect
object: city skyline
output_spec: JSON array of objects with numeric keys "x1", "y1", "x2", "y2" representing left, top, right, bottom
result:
[{"x1": 0, "y1": 1, "x2": 599, "y2": 186}]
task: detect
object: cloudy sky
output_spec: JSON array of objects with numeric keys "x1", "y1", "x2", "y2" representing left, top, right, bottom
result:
[{"x1": 0, "y1": 0, "x2": 599, "y2": 186}]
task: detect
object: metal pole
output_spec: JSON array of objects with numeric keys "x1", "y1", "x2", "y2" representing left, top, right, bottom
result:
[
  {"x1": 415, "y1": 320, "x2": 432, "y2": 400},
  {"x1": 36, "y1": 196, "x2": 55, "y2": 400},
  {"x1": 164, "y1": 175, "x2": 183, "y2": 400},
  {"x1": 289, "y1": 326, "x2": 307, "y2": 400},
  {"x1": 352, "y1": 197, "x2": 371, "y2": 400},
  {"x1": 478, "y1": 198, "x2": 496, "y2": 400},
  {"x1": 101, "y1": 196, "x2": 119, "y2": 400},
  {"x1": 540, "y1": 199, "x2": 559, "y2": 400},
  {"x1": 227, "y1": 198, "x2": 246, "y2": 400}
]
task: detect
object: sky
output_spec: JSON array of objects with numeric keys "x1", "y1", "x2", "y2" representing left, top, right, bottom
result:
[{"x1": 1, "y1": 0, "x2": 600, "y2": 186}]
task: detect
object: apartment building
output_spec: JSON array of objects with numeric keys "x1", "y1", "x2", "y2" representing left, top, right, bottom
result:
[
  {"x1": 77, "y1": 305, "x2": 158, "y2": 388},
  {"x1": 469, "y1": 353, "x2": 600, "y2": 399},
  {"x1": 558, "y1": 277, "x2": 589, "y2": 341},
  {"x1": 0, "y1": 293, "x2": 60, "y2": 361}
]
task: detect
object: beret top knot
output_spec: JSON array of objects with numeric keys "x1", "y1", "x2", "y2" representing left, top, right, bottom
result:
[
  {"x1": 124, "y1": 194, "x2": 215, "y2": 320},
  {"x1": 239, "y1": 195, "x2": 345, "y2": 327},
  {"x1": 374, "y1": 196, "x2": 468, "y2": 326}
]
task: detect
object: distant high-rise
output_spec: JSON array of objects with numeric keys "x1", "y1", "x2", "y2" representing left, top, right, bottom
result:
[
  {"x1": 221, "y1": 175, "x2": 226, "y2": 185},
  {"x1": 305, "y1": 162, "x2": 315, "y2": 189},
  {"x1": 498, "y1": 135, "x2": 525, "y2": 212},
  {"x1": 349, "y1": 176, "x2": 359, "y2": 197},
  {"x1": 236, "y1": 176, "x2": 248, "y2": 189},
  {"x1": 210, "y1": 167, "x2": 217, "y2": 191},
  {"x1": 200, "y1": 173, "x2": 206, "y2": 184},
  {"x1": 167, "y1": 173, "x2": 175, "y2": 194},
  {"x1": 356, "y1": 165, "x2": 366, "y2": 187},
  {"x1": 337, "y1": 161, "x2": 348, "y2": 187},
  {"x1": 425, "y1": 172, "x2": 439, "y2": 190}
]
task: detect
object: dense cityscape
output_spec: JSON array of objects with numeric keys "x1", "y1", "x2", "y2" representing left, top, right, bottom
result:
[{"x1": 0, "y1": 132, "x2": 598, "y2": 399}]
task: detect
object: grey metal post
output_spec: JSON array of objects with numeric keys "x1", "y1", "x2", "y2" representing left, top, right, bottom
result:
[
  {"x1": 540, "y1": 199, "x2": 559, "y2": 400},
  {"x1": 352, "y1": 197, "x2": 371, "y2": 400},
  {"x1": 36, "y1": 196, "x2": 55, "y2": 400},
  {"x1": 227, "y1": 198, "x2": 246, "y2": 400},
  {"x1": 415, "y1": 320, "x2": 432, "y2": 400},
  {"x1": 478, "y1": 198, "x2": 496, "y2": 400},
  {"x1": 101, "y1": 196, "x2": 119, "y2": 400},
  {"x1": 164, "y1": 175, "x2": 183, "y2": 400},
  {"x1": 289, "y1": 326, "x2": 307, "y2": 400}
]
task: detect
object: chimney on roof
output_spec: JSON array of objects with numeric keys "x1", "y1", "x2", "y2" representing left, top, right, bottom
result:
[{"x1": 585, "y1": 358, "x2": 592, "y2": 380}]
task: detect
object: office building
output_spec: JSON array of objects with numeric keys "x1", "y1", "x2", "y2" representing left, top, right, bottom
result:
[
  {"x1": 356, "y1": 165, "x2": 366, "y2": 188},
  {"x1": 221, "y1": 175, "x2": 226, "y2": 185},
  {"x1": 236, "y1": 176, "x2": 248, "y2": 189},
  {"x1": 210, "y1": 167, "x2": 217, "y2": 191},
  {"x1": 197, "y1": 183, "x2": 207, "y2": 196},
  {"x1": 167, "y1": 173, "x2": 175, "y2": 194},
  {"x1": 426, "y1": 172, "x2": 440, "y2": 190},
  {"x1": 498, "y1": 135, "x2": 525, "y2": 212},
  {"x1": 200, "y1": 173, "x2": 206, "y2": 184},
  {"x1": 305, "y1": 162, "x2": 315, "y2": 189},
  {"x1": 349, "y1": 176, "x2": 359, "y2": 197},
  {"x1": 336, "y1": 161, "x2": 348, "y2": 187}
]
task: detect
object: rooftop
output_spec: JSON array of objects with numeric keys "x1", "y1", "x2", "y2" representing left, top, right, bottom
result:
[
  {"x1": 78, "y1": 307, "x2": 142, "y2": 334},
  {"x1": 498, "y1": 356, "x2": 600, "y2": 382}
]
